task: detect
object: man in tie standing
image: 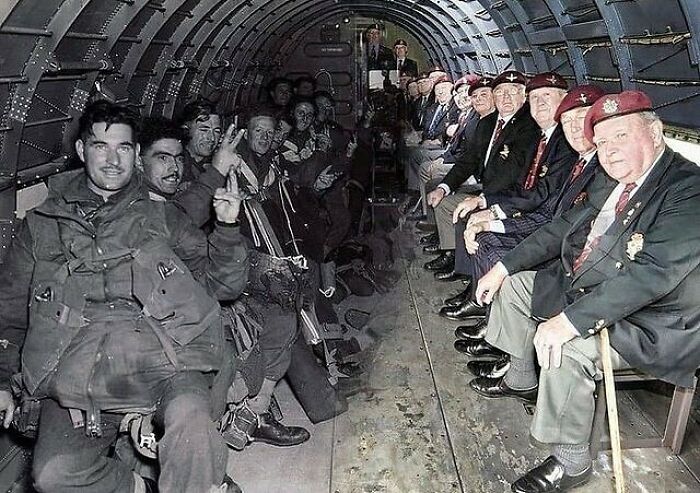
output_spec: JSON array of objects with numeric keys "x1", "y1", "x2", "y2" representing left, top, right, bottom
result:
[
  {"x1": 365, "y1": 24, "x2": 395, "y2": 71},
  {"x1": 393, "y1": 39, "x2": 418, "y2": 77},
  {"x1": 470, "y1": 90, "x2": 700, "y2": 492}
]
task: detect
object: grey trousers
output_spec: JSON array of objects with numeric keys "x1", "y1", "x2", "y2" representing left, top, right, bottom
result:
[
  {"x1": 404, "y1": 146, "x2": 444, "y2": 191},
  {"x1": 434, "y1": 191, "x2": 473, "y2": 250},
  {"x1": 418, "y1": 159, "x2": 454, "y2": 215},
  {"x1": 486, "y1": 271, "x2": 627, "y2": 445}
]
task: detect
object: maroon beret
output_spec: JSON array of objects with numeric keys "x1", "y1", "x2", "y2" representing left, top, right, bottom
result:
[
  {"x1": 526, "y1": 72, "x2": 568, "y2": 93},
  {"x1": 583, "y1": 90, "x2": 654, "y2": 141},
  {"x1": 433, "y1": 75, "x2": 453, "y2": 86},
  {"x1": 553, "y1": 85, "x2": 606, "y2": 123},
  {"x1": 491, "y1": 70, "x2": 527, "y2": 89},
  {"x1": 468, "y1": 77, "x2": 493, "y2": 96},
  {"x1": 454, "y1": 76, "x2": 472, "y2": 91},
  {"x1": 417, "y1": 71, "x2": 431, "y2": 81}
]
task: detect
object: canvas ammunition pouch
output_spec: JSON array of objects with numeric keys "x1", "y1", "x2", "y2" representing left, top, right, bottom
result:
[
  {"x1": 132, "y1": 240, "x2": 221, "y2": 367},
  {"x1": 219, "y1": 401, "x2": 258, "y2": 450},
  {"x1": 22, "y1": 255, "x2": 89, "y2": 396}
]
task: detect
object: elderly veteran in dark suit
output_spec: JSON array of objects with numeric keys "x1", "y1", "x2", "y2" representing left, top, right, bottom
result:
[
  {"x1": 365, "y1": 24, "x2": 395, "y2": 71},
  {"x1": 436, "y1": 73, "x2": 573, "y2": 287},
  {"x1": 423, "y1": 70, "x2": 539, "y2": 274},
  {"x1": 469, "y1": 90, "x2": 700, "y2": 492},
  {"x1": 452, "y1": 85, "x2": 606, "y2": 362},
  {"x1": 393, "y1": 38, "x2": 419, "y2": 77}
]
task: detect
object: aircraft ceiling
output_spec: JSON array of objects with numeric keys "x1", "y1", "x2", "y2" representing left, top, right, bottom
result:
[{"x1": 0, "y1": 0, "x2": 698, "y2": 196}]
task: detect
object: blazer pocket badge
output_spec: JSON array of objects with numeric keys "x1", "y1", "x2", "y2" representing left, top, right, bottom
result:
[
  {"x1": 574, "y1": 191, "x2": 587, "y2": 205},
  {"x1": 499, "y1": 145, "x2": 510, "y2": 160},
  {"x1": 538, "y1": 165, "x2": 549, "y2": 177},
  {"x1": 626, "y1": 232, "x2": 644, "y2": 261}
]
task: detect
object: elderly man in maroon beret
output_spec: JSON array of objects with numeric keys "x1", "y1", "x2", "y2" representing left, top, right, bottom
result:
[{"x1": 470, "y1": 90, "x2": 700, "y2": 492}]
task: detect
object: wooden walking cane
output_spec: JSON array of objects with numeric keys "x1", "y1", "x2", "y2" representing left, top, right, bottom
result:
[{"x1": 600, "y1": 328, "x2": 626, "y2": 493}]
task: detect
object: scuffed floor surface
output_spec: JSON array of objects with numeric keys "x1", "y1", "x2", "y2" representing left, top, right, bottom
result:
[{"x1": 228, "y1": 224, "x2": 700, "y2": 493}]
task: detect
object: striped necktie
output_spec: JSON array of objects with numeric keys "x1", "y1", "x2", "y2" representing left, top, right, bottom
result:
[{"x1": 523, "y1": 132, "x2": 548, "y2": 190}]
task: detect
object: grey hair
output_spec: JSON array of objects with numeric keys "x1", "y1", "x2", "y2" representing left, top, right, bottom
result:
[{"x1": 638, "y1": 110, "x2": 661, "y2": 125}]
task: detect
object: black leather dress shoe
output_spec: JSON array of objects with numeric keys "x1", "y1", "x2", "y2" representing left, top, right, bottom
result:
[
  {"x1": 511, "y1": 456, "x2": 592, "y2": 493},
  {"x1": 423, "y1": 244, "x2": 441, "y2": 254},
  {"x1": 454, "y1": 319, "x2": 487, "y2": 340},
  {"x1": 454, "y1": 339, "x2": 504, "y2": 357},
  {"x1": 419, "y1": 232, "x2": 439, "y2": 245},
  {"x1": 466, "y1": 355, "x2": 511, "y2": 379},
  {"x1": 423, "y1": 251, "x2": 454, "y2": 272},
  {"x1": 434, "y1": 271, "x2": 470, "y2": 283},
  {"x1": 250, "y1": 412, "x2": 311, "y2": 447},
  {"x1": 444, "y1": 288, "x2": 470, "y2": 307},
  {"x1": 439, "y1": 299, "x2": 486, "y2": 320},
  {"x1": 469, "y1": 376, "x2": 537, "y2": 403},
  {"x1": 416, "y1": 220, "x2": 437, "y2": 232}
]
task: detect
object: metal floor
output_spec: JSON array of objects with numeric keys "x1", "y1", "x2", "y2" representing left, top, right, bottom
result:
[{"x1": 228, "y1": 224, "x2": 700, "y2": 493}]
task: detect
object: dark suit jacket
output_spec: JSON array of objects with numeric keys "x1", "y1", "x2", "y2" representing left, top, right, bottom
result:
[
  {"x1": 442, "y1": 104, "x2": 539, "y2": 194},
  {"x1": 397, "y1": 58, "x2": 418, "y2": 77},
  {"x1": 501, "y1": 154, "x2": 599, "y2": 237},
  {"x1": 421, "y1": 101, "x2": 460, "y2": 143},
  {"x1": 501, "y1": 148, "x2": 700, "y2": 386},
  {"x1": 441, "y1": 112, "x2": 496, "y2": 192},
  {"x1": 367, "y1": 44, "x2": 395, "y2": 71},
  {"x1": 442, "y1": 109, "x2": 481, "y2": 163},
  {"x1": 488, "y1": 124, "x2": 577, "y2": 215},
  {"x1": 411, "y1": 94, "x2": 434, "y2": 131},
  {"x1": 480, "y1": 104, "x2": 540, "y2": 194}
]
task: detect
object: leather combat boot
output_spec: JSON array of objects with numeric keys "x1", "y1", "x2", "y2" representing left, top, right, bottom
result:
[{"x1": 250, "y1": 412, "x2": 311, "y2": 447}]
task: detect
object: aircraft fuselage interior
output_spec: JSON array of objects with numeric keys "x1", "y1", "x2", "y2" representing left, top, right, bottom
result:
[{"x1": 0, "y1": 1, "x2": 699, "y2": 492}]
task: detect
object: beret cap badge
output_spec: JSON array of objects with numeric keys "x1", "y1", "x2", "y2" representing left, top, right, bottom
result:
[{"x1": 603, "y1": 98, "x2": 619, "y2": 114}]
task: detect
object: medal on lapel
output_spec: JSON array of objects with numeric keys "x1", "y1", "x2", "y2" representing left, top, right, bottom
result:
[
  {"x1": 626, "y1": 232, "x2": 644, "y2": 261},
  {"x1": 499, "y1": 144, "x2": 510, "y2": 159}
]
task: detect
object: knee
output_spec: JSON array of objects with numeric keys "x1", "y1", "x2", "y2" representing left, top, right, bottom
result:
[
  {"x1": 163, "y1": 393, "x2": 210, "y2": 428},
  {"x1": 434, "y1": 200, "x2": 450, "y2": 216},
  {"x1": 503, "y1": 271, "x2": 531, "y2": 298},
  {"x1": 499, "y1": 274, "x2": 517, "y2": 300}
]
